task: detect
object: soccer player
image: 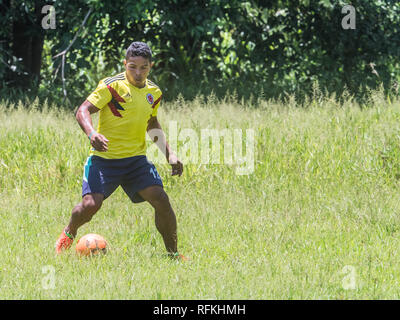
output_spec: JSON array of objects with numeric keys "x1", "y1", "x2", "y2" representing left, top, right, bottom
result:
[{"x1": 55, "y1": 42, "x2": 187, "y2": 261}]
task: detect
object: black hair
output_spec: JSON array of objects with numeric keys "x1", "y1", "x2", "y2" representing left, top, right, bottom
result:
[{"x1": 125, "y1": 42, "x2": 152, "y2": 62}]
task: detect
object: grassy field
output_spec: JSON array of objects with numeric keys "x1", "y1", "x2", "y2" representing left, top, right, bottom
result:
[{"x1": 1, "y1": 91, "x2": 400, "y2": 299}]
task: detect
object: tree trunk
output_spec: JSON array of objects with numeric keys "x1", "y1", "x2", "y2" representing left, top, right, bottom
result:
[{"x1": 11, "y1": 0, "x2": 45, "y2": 91}]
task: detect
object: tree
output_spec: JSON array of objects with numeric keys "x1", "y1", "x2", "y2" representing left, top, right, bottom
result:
[
  {"x1": 1, "y1": 0, "x2": 399, "y2": 105},
  {"x1": 1, "y1": 0, "x2": 46, "y2": 92}
]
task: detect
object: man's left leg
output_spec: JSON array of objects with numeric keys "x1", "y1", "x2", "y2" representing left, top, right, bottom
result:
[
  {"x1": 121, "y1": 156, "x2": 187, "y2": 260},
  {"x1": 138, "y1": 185, "x2": 178, "y2": 254}
]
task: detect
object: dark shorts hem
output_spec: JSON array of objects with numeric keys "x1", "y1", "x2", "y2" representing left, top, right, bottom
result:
[{"x1": 128, "y1": 181, "x2": 164, "y2": 203}]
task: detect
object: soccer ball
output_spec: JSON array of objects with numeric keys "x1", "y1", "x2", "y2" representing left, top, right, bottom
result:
[{"x1": 76, "y1": 233, "x2": 107, "y2": 256}]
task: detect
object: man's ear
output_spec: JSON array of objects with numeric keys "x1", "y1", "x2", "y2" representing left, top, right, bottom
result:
[
  {"x1": 123, "y1": 59, "x2": 127, "y2": 66},
  {"x1": 150, "y1": 61, "x2": 155, "y2": 68}
]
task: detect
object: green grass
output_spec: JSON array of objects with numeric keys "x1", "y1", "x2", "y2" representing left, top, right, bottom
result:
[{"x1": 1, "y1": 91, "x2": 400, "y2": 299}]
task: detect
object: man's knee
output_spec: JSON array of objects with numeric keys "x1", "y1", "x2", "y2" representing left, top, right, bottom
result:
[
  {"x1": 152, "y1": 190, "x2": 171, "y2": 210},
  {"x1": 140, "y1": 186, "x2": 171, "y2": 209},
  {"x1": 82, "y1": 193, "x2": 103, "y2": 215}
]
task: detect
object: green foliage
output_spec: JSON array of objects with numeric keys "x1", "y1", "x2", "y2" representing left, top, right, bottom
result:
[{"x1": 1, "y1": 0, "x2": 400, "y2": 106}]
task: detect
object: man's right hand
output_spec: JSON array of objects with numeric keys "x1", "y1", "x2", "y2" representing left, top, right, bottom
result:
[
  {"x1": 76, "y1": 100, "x2": 107, "y2": 151},
  {"x1": 90, "y1": 132, "x2": 109, "y2": 152}
]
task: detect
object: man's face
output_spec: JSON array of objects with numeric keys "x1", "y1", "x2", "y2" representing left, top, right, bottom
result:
[{"x1": 124, "y1": 56, "x2": 153, "y2": 88}]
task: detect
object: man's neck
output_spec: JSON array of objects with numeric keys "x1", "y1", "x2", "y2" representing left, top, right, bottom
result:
[{"x1": 126, "y1": 73, "x2": 146, "y2": 88}]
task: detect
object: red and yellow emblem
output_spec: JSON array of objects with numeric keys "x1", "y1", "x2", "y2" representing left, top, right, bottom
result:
[{"x1": 146, "y1": 93, "x2": 154, "y2": 104}]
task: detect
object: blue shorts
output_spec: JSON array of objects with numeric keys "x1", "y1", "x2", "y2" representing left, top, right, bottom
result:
[{"x1": 82, "y1": 155, "x2": 163, "y2": 203}]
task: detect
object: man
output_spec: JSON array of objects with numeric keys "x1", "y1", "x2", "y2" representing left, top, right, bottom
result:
[{"x1": 55, "y1": 41, "x2": 187, "y2": 261}]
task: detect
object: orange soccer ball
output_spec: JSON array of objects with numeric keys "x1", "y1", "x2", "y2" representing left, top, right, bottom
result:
[{"x1": 76, "y1": 233, "x2": 107, "y2": 256}]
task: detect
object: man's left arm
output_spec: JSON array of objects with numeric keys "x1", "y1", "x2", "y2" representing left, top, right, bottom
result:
[{"x1": 147, "y1": 116, "x2": 183, "y2": 177}]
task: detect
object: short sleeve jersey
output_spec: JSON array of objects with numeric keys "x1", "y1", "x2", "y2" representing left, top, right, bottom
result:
[{"x1": 86, "y1": 72, "x2": 162, "y2": 159}]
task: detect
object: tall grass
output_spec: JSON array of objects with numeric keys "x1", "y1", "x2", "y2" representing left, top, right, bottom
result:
[{"x1": 1, "y1": 90, "x2": 400, "y2": 299}]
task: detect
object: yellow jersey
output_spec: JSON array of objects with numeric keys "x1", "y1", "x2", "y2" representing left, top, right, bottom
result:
[{"x1": 86, "y1": 72, "x2": 162, "y2": 159}]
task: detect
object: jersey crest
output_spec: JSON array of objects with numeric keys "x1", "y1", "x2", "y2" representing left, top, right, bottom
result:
[{"x1": 146, "y1": 93, "x2": 154, "y2": 105}]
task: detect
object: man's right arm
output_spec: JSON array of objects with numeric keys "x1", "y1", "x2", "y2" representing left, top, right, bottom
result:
[{"x1": 76, "y1": 99, "x2": 109, "y2": 152}]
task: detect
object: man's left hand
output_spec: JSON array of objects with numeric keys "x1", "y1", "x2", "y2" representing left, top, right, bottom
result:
[{"x1": 169, "y1": 154, "x2": 183, "y2": 177}]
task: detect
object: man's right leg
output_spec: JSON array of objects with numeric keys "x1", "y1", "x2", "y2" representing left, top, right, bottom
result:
[
  {"x1": 65, "y1": 193, "x2": 104, "y2": 238},
  {"x1": 55, "y1": 193, "x2": 104, "y2": 253}
]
